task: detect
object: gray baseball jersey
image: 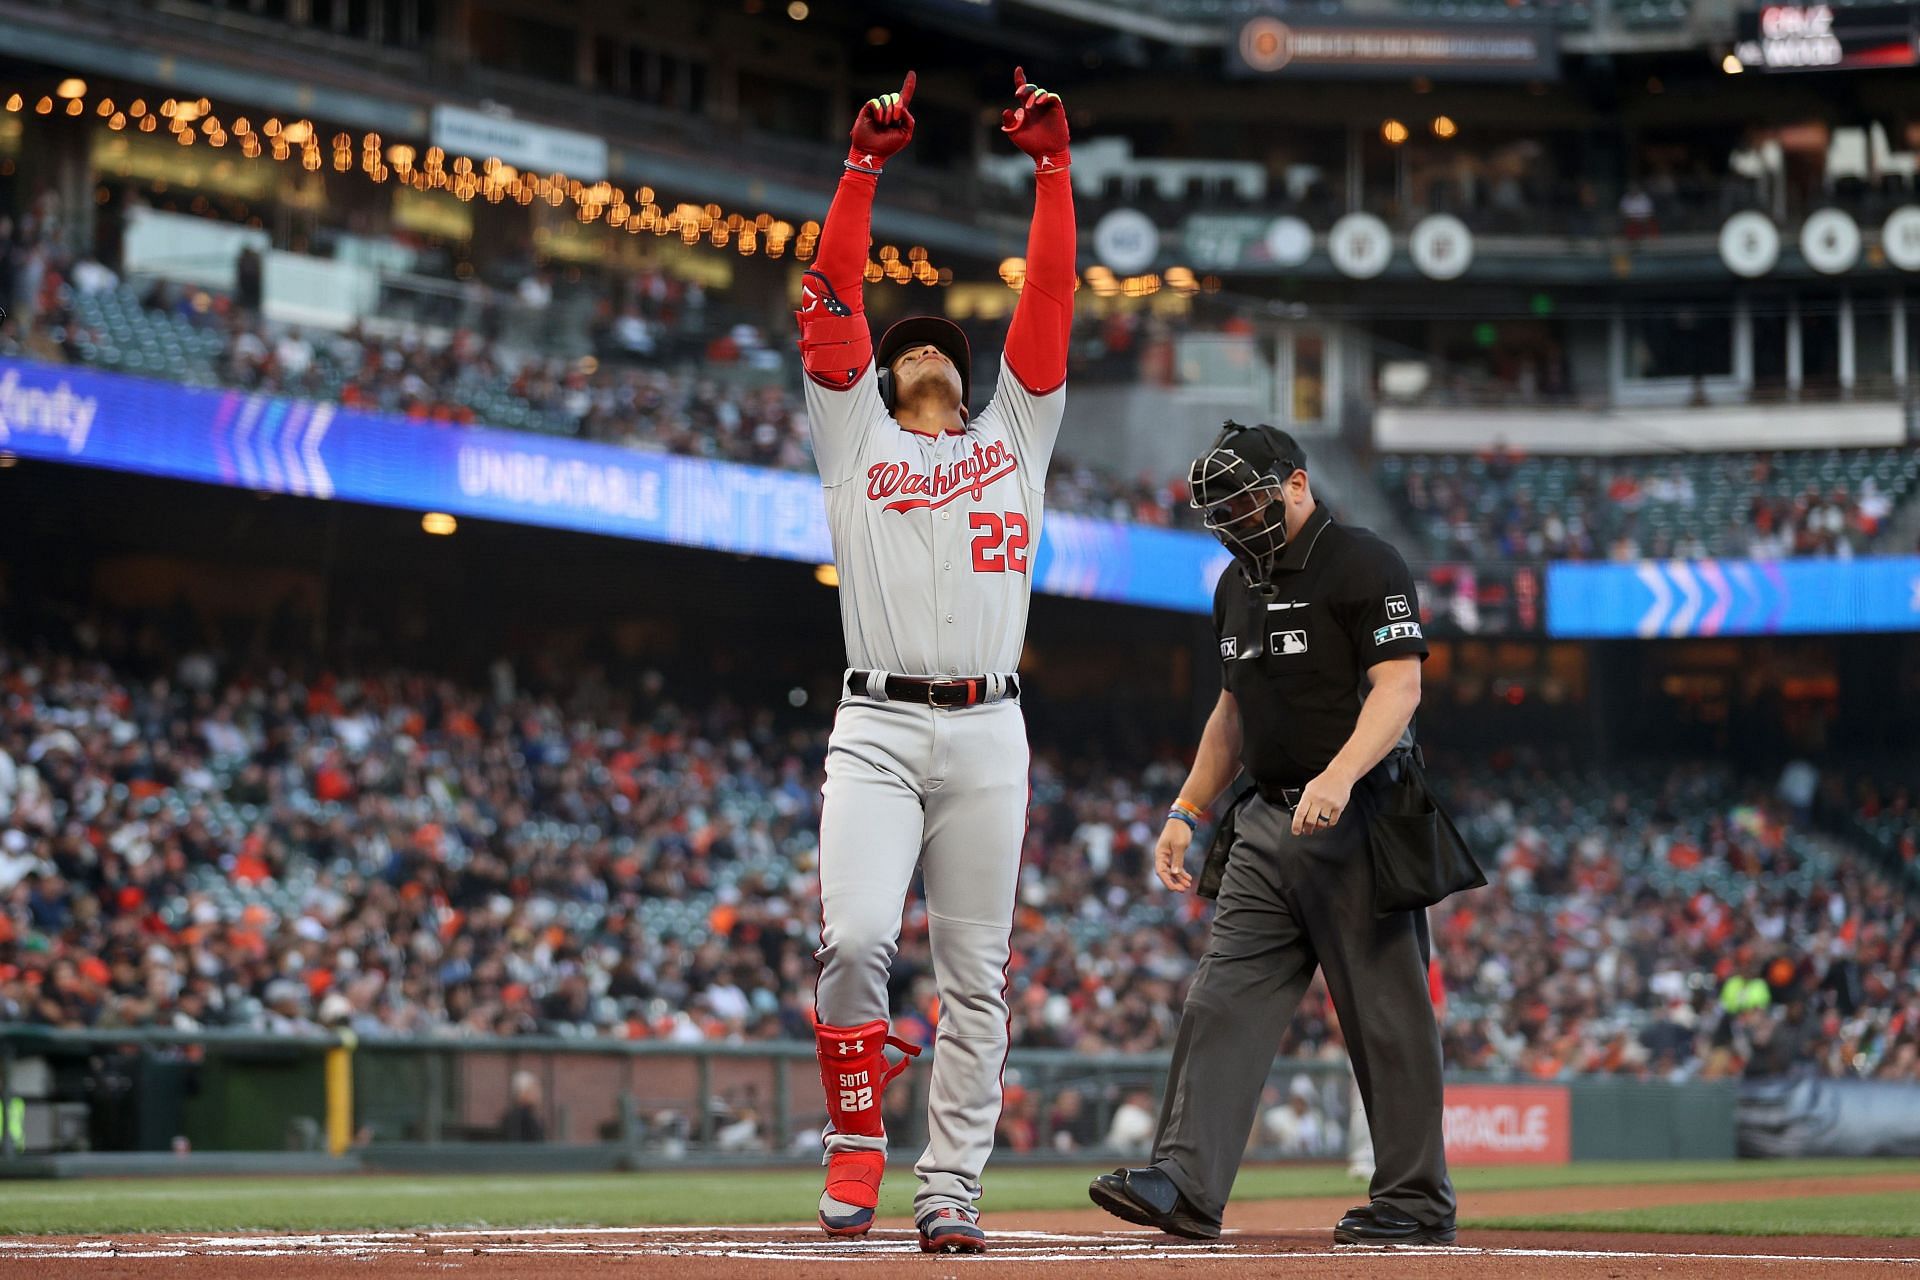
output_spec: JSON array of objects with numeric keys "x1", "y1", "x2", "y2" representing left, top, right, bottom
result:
[
  {"x1": 806, "y1": 359, "x2": 1063, "y2": 1223},
  {"x1": 805, "y1": 360, "x2": 1064, "y2": 676}
]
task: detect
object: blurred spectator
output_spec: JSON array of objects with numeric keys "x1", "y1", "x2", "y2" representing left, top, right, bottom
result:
[
  {"x1": 502, "y1": 1071, "x2": 547, "y2": 1142},
  {"x1": 1046, "y1": 1088, "x2": 1101, "y2": 1154},
  {"x1": 1259, "y1": 1074, "x2": 1330, "y2": 1156},
  {"x1": 1105, "y1": 1090, "x2": 1158, "y2": 1155}
]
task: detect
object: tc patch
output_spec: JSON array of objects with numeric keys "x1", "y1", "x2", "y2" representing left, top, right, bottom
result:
[
  {"x1": 1220, "y1": 636, "x2": 1239, "y2": 660},
  {"x1": 1271, "y1": 629, "x2": 1309, "y2": 655},
  {"x1": 1373, "y1": 621, "x2": 1424, "y2": 645},
  {"x1": 1385, "y1": 594, "x2": 1412, "y2": 621}
]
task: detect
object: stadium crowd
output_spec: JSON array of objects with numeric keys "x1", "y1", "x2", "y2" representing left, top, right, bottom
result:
[
  {"x1": 2, "y1": 623, "x2": 1915, "y2": 1106},
  {"x1": 12, "y1": 209, "x2": 1919, "y2": 551},
  {"x1": 1, "y1": 210, "x2": 1190, "y2": 524},
  {"x1": 1380, "y1": 446, "x2": 1916, "y2": 562}
]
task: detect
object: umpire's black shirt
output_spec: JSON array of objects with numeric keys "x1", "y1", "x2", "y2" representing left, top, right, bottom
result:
[{"x1": 1213, "y1": 503, "x2": 1430, "y2": 789}]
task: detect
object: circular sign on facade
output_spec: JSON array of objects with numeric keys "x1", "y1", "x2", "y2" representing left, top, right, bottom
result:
[
  {"x1": 1718, "y1": 211, "x2": 1781, "y2": 278},
  {"x1": 1409, "y1": 214, "x2": 1474, "y2": 280},
  {"x1": 1093, "y1": 208, "x2": 1160, "y2": 275},
  {"x1": 1328, "y1": 212, "x2": 1392, "y2": 279},
  {"x1": 1882, "y1": 206, "x2": 1920, "y2": 272},
  {"x1": 1264, "y1": 216, "x2": 1314, "y2": 267},
  {"x1": 1239, "y1": 17, "x2": 1295, "y2": 72},
  {"x1": 1800, "y1": 208, "x2": 1861, "y2": 274}
]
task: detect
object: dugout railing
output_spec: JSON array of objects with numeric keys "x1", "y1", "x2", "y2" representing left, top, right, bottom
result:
[
  {"x1": 0, "y1": 1027, "x2": 1366, "y2": 1171},
  {"x1": 0, "y1": 1027, "x2": 1753, "y2": 1174}
]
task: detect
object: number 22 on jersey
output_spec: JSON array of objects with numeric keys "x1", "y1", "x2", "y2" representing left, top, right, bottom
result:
[{"x1": 969, "y1": 512, "x2": 1030, "y2": 574}]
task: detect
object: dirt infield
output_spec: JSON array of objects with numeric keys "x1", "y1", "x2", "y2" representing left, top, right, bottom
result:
[
  {"x1": 3, "y1": 1177, "x2": 1916, "y2": 1280},
  {"x1": 997, "y1": 1171, "x2": 1920, "y2": 1234}
]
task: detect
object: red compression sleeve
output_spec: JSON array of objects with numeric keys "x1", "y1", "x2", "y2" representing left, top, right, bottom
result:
[
  {"x1": 1003, "y1": 166, "x2": 1076, "y2": 396},
  {"x1": 814, "y1": 166, "x2": 877, "y2": 316},
  {"x1": 797, "y1": 166, "x2": 879, "y2": 389}
]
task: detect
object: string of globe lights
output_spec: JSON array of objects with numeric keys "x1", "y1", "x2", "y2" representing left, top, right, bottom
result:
[
  {"x1": 0, "y1": 79, "x2": 957, "y2": 285},
  {"x1": 5, "y1": 78, "x2": 1213, "y2": 299}
]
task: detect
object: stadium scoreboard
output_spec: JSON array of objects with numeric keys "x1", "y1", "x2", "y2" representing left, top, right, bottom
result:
[{"x1": 1734, "y1": 3, "x2": 1920, "y2": 71}]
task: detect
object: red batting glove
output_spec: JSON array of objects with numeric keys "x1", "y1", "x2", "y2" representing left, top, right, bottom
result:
[
  {"x1": 847, "y1": 71, "x2": 916, "y2": 172},
  {"x1": 1000, "y1": 66, "x2": 1069, "y2": 170}
]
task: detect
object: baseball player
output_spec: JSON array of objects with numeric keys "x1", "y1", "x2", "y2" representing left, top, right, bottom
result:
[{"x1": 794, "y1": 68, "x2": 1074, "y2": 1253}]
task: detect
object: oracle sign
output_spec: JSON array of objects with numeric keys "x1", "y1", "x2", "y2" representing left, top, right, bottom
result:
[
  {"x1": 1441, "y1": 1084, "x2": 1572, "y2": 1165},
  {"x1": 1734, "y1": 4, "x2": 1918, "y2": 71}
]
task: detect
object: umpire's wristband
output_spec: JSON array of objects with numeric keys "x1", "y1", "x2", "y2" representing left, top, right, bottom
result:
[{"x1": 1166, "y1": 807, "x2": 1199, "y2": 833}]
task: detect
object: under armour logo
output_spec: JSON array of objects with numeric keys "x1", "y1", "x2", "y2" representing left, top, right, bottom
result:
[
  {"x1": 859, "y1": 153, "x2": 877, "y2": 168},
  {"x1": 839, "y1": 1039, "x2": 864, "y2": 1055}
]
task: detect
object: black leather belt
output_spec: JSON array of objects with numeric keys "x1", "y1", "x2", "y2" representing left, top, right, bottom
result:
[
  {"x1": 1256, "y1": 749, "x2": 1413, "y2": 809},
  {"x1": 846, "y1": 671, "x2": 1020, "y2": 708}
]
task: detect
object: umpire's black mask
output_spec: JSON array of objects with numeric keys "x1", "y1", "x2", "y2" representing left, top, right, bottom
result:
[{"x1": 1189, "y1": 421, "x2": 1305, "y2": 585}]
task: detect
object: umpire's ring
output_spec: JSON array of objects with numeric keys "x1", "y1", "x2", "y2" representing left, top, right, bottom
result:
[{"x1": 1314, "y1": 813, "x2": 1332, "y2": 824}]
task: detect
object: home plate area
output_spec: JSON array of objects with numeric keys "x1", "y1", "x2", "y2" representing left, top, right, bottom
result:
[{"x1": 1, "y1": 1227, "x2": 1915, "y2": 1278}]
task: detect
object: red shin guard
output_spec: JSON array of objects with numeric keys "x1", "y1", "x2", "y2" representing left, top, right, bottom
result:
[
  {"x1": 816, "y1": 1019, "x2": 920, "y2": 1143},
  {"x1": 817, "y1": 1020, "x2": 920, "y2": 1221}
]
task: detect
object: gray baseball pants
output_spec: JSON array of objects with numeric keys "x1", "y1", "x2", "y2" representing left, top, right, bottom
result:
[
  {"x1": 814, "y1": 695, "x2": 1028, "y2": 1220},
  {"x1": 1150, "y1": 793, "x2": 1456, "y2": 1227}
]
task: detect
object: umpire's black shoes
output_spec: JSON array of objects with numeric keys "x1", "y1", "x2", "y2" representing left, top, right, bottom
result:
[
  {"x1": 1088, "y1": 1166, "x2": 1221, "y2": 1240},
  {"x1": 1333, "y1": 1202, "x2": 1457, "y2": 1246}
]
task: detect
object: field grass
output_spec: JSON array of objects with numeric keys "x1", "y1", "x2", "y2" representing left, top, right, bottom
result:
[
  {"x1": 1477, "y1": 1190, "x2": 1920, "y2": 1238},
  {"x1": 0, "y1": 1159, "x2": 1917, "y2": 1236}
]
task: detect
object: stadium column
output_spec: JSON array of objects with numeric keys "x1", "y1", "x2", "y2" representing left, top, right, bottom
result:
[
  {"x1": 17, "y1": 103, "x2": 94, "y2": 258},
  {"x1": 433, "y1": 0, "x2": 475, "y2": 65},
  {"x1": 1787, "y1": 296, "x2": 1803, "y2": 395},
  {"x1": 325, "y1": 1031, "x2": 357, "y2": 1156},
  {"x1": 0, "y1": 1036, "x2": 14, "y2": 1159},
  {"x1": 1893, "y1": 291, "x2": 1909, "y2": 390},
  {"x1": 1838, "y1": 292, "x2": 1856, "y2": 395}
]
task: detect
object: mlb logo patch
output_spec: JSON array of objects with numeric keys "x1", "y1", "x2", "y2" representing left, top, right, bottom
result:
[
  {"x1": 1272, "y1": 630, "x2": 1309, "y2": 655},
  {"x1": 1385, "y1": 595, "x2": 1412, "y2": 621}
]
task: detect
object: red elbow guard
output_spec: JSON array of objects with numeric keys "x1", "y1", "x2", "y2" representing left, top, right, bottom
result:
[{"x1": 798, "y1": 310, "x2": 874, "y2": 391}]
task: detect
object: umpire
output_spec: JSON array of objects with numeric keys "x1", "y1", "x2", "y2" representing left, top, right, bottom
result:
[{"x1": 1089, "y1": 422, "x2": 1457, "y2": 1246}]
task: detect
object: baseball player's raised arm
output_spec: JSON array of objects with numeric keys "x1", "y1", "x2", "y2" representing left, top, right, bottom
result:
[
  {"x1": 990, "y1": 69, "x2": 1075, "y2": 476},
  {"x1": 797, "y1": 75, "x2": 915, "y2": 483}
]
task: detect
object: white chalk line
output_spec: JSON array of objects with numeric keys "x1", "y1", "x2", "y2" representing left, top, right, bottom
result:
[
  {"x1": 0, "y1": 1248, "x2": 1914, "y2": 1265},
  {"x1": 0, "y1": 1229, "x2": 1914, "y2": 1266}
]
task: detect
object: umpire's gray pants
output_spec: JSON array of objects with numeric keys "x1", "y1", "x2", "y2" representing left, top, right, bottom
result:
[{"x1": 1150, "y1": 793, "x2": 1456, "y2": 1227}]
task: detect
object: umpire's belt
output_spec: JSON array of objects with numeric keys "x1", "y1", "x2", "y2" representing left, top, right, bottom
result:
[
  {"x1": 845, "y1": 670, "x2": 1021, "y2": 708},
  {"x1": 1255, "y1": 749, "x2": 1413, "y2": 809}
]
